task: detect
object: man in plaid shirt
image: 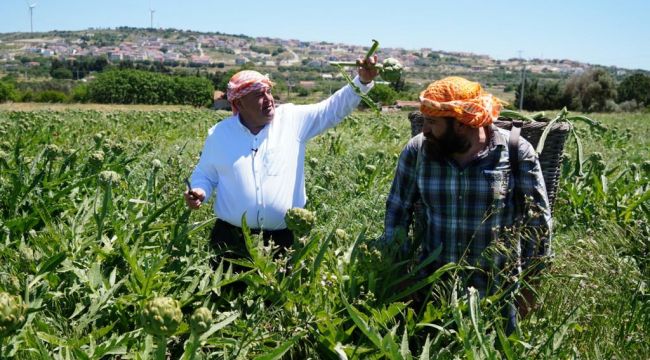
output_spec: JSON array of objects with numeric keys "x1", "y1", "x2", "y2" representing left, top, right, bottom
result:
[{"x1": 384, "y1": 77, "x2": 552, "y2": 320}]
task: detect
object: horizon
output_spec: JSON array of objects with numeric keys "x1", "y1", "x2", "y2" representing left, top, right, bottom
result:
[{"x1": 1, "y1": 0, "x2": 649, "y2": 71}]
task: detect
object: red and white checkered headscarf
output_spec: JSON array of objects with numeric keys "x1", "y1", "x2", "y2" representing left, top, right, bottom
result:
[{"x1": 227, "y1": 70, "x2": 273, "y2": 114}]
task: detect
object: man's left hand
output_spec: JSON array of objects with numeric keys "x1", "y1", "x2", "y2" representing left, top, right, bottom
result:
[{"x1": 358, "y1": 55, "x2": 379, "y2": 84}]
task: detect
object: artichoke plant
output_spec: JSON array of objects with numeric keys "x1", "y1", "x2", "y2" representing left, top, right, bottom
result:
[
  {"x1": 0, "y1": 292, "x2": 27, "y2": 337},
  {"x1": 140, "y1": 297, "x2": 183, "y2": 337},
  {"x1": 189, "y1": 307, "x2": 213, "y2": 335},
  {"x1": 284, "y1": 208, "x2": 316, "y2": 238}
]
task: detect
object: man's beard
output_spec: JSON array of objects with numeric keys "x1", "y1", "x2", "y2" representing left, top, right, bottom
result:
[{"x1": 423, "y1": 118, "x2": 471, "y2": 161}]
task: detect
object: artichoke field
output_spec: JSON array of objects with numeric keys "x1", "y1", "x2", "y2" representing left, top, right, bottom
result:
[{"x1": 0, "y1": 108, "x2": 647, "y2": 359}]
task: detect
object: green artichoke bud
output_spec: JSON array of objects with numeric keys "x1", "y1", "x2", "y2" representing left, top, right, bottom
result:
[
  {"x1": 364, "y1": 164, "x2": 377, "y2": 174},
  {"x1": 284, "y1": 208, "x2": 316, "y2": 237},
  {"x1": 323, "y1": 170, "x2": 336, "y2": 182},
  {"x1": 152, "y1": 159, "x2": 163, "y2": 170},
  {"x1": 93, "y1": 132, "x2": 104, "y2": 146},
  {"x1": 0, "y1": 292, "x2": 27, "y2": 337},
  {"x1": 44, "y1": 144, "x2": 62, "y2": 160},
  {"x1": 98, "y1": 170, "x2": 121, "y2": 186},
  {"x1": 88, "y1": 150, "x2": 105, "y2": 168},
  {"x1": 334, "y1": 228, "x2": 350, "y2": 242},
  {"x1": 189, "y1": 307, "x2": 213, "y2": 334},
  {"x1": 140, "y1": 297, "x2": 183, "y2": 337},
  {"x1": 380, "y1": 58, "x2": 403, "y2": 83}
]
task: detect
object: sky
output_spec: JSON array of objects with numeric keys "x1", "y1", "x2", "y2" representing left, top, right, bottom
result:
[{"x1": 1, "y1": 0, "x2": 649, "y2": 71}]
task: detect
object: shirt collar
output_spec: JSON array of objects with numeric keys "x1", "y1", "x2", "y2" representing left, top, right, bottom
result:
[{"x1": 235, "y1": 113, "x2": 269, "y2": 135}]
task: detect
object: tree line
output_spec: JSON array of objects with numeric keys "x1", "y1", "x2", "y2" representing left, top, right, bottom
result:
[
  {"x1": 515, "y1": 69, "x2": 650, "y2": 112},
  {"x1": 1, "y1": 69, "x2": 214, "y2": 107}
]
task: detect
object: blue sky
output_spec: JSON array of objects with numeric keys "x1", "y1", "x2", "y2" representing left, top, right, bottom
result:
[{"x1": 1, "y1": 0, "x2": 648, "y2": 70}]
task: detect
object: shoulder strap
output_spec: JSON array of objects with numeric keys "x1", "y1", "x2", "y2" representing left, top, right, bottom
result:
[{"x1": 509, "y1": 120, "x2": 523, "y2": 217}]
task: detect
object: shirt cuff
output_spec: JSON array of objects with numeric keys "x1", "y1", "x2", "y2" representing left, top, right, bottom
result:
[{"x1": 352, "y1": 75, "x2": 374, "y2": 94}]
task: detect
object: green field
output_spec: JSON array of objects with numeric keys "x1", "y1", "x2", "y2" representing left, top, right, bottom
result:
[{"x1": 0, "y1": 107, "x2": 648, "y2": 358}]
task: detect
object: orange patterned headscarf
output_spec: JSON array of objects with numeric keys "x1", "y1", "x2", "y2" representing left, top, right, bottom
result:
[
  {"x1": 419, "y1": 76, "x2": 503, "y2": 128},
  {"x1": 227, "y1": 70, "x2": 273, "y2": 114}
]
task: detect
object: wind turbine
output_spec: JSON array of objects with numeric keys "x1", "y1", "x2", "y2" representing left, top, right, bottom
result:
[
  {"x1": 149, "y1": 1, "x2": 155, "y2": 28},
  {"x1": 26, "y1": 1, "x2": 37, "y2": 33}
]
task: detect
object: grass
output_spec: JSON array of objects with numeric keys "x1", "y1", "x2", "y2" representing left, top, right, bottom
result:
[{"x1": 0, "y1": 106, "x2": 647, "y2": 358}]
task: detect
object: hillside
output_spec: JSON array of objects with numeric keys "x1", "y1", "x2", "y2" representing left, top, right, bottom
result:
[{"x1": 2, "y1": 27, "x2": 647, "y2": 89}]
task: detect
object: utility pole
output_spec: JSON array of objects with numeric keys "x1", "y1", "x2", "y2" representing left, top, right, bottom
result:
[{"x1": 518, "y1": 50, "x2": 526, "y2": 111}]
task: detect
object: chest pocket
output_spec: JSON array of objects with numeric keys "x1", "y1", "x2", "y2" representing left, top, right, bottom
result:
[
  {"x1": 264, "y1": 147, "x2": 282, "y2": 176},
  {"x1": 483, "y1": 169, "x2": 510, "y2": 206}
]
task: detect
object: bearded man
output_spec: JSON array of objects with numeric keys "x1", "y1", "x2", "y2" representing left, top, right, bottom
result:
[{"x1": 383, "y1": 77, "x2": 552, "y2": 330}]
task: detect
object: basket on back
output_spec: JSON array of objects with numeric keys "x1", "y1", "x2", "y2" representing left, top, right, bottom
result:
[{"x1": 407, "y1": 111, "x2": 571, "y2": 214}]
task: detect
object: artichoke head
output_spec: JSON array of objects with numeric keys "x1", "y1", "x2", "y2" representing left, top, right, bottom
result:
[
  {"x1": 284, "y1": 208, "x2": 316, "y2": 238},
  {"x1": 0, "y1": 292, "x2": 27, "y2": 337},
  {"x1": 189, "y1": 307, "x2": 213, "y2": 334},
  {"x1": 380, "y1": 58, "x2": 403, "y2": 83},
  {"x1": 140, "y1": 297, "x2": 183, "y2": 337}
]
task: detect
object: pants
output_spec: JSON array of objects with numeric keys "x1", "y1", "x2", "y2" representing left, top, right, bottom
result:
[{"x1": 209, "y1": 219, "x2": 294, "y2": 266}]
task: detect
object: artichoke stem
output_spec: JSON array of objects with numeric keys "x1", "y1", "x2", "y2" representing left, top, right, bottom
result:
[{"x1": 154, "y1": 336, "x2": 168, "y2": 360}]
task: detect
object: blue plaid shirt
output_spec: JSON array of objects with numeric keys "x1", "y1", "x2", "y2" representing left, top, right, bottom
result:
[{"x1": 384, "y1": 125, "x2": 552, "y2": 294}]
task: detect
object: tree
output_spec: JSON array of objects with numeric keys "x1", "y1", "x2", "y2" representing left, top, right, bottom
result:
[
  {"x1": 618, "y1": 73, "x2": 650, "y2": 106},
  {"x1": 564, "y1": 69, "x2": 617, "y2": 112},
  {"x1": 367, "y1": 84, "x2": 398, "y2": 106},
  {"x1": 50, "y1": 67, "x2": 73, "y2": 80},
  {"x1": 514, "y1": 79, "x2": 565, "y2": 110}
]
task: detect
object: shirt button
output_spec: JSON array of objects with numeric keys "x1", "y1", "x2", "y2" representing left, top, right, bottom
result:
[
  {"x1": 459, "y1": 172, "x2": 464, "y2": 176},
  {"x1": 458, "y1": 195, "x2": 463, "y2": 200}
]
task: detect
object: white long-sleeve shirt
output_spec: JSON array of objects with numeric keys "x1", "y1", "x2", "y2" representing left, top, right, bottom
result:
[{"x1": 190, "y1": 76, "x2": 373, "y2": 230}]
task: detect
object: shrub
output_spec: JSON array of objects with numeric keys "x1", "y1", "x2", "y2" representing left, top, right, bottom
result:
[
  {"x1": 367, "y1": 83, "x2": 398, "y2": 106},
  {"x1": 35, "y1": 90, "x2": 68, "y2": 103},
  {"x1": 71, "y1": 83, "x2": 90, "y2": 103},
  {"x1": 0, "y1": 81, "x2": 16, "y2": 102}
]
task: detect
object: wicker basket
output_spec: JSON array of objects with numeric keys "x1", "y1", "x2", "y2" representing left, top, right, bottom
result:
[{"x1": 407, "y1": 111, "x2": 571, "y2": 214}]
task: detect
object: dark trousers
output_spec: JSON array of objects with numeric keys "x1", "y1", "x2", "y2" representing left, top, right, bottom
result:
[{"x1": 209, "y1": 219, "x2": 294, "y2": 267}]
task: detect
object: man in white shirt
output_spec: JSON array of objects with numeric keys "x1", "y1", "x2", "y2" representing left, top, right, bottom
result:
[{"x1": 184, "y1": 57, "x2": 378, "y2": 261}]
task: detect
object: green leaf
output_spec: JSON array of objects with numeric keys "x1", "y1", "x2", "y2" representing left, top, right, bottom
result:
[
  {"x1": 200, "y1": 311, "x2": 240, "y2": 340},
  {"x1": 400, "y1": 326, "x2": 412, "y2": 360},
  {"x1": 571, "y1": 127, "x2": 585, "y2": 177},
  {"x1": 418, "y1": 335, "x2": 431, "y2": 360},
  {"x1": 37, "y1": 252, "x2": 67, "y2": 275},
  {"x1": 340, "y1": 287, "x2": 383, "y2": 349},
  {"x1": 253, "y1": 333, "x2": 305, "y2": 360},
  {"x1": 385, "y1": 263, "x2": 457, "y2": 303},
  {"x1": 499, "y1": 109, "x2": 536, "y2": 122},
  {"x1": 535, "y1": 115, "x2": 563, "y2": 155},
  {"x1": 312, "y1": 230, "x2": 333, "y2": 279},
  {"x1": 496, "y1": 322, "x2": 515, "y2": 360}
]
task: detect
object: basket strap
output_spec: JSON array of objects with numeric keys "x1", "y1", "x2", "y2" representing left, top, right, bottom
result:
[{"x1": 509, "y1": 120, "x2": 524, "y2": 219}]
